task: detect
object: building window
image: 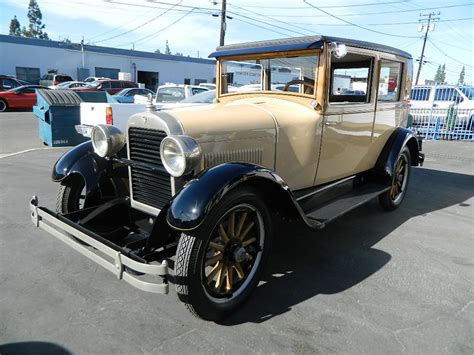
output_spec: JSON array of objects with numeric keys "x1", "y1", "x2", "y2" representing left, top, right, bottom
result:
[
  {"x1": 184, "y1": 78, "x2": 191, "y2": 85},
  {"x1": 194, "y1": 79, "x2": 207, "y2": 85}
]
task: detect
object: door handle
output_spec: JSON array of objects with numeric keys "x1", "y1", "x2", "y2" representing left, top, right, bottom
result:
[{"x1": 325, "y1": 121, "x2": 338, "y2": 126}]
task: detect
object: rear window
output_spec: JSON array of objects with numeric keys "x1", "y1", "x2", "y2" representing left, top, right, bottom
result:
[
  {"x1": 156, "y1": 87, "x2": 185, "y2": 102},
  {"x1": 110, "y1": 81, "x2": 122, "y2": 89},
  {"x1": 410, "y1": 88, "x2": 431, "y2": 101},
  {"x1": 56, "y1": 75, "x2": 73, "y2": 82},
  {"x1": 122, "y1": 81, "x2": 136, "y2": 88}
]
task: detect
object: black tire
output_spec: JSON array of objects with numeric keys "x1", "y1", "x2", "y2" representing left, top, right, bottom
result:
[
  {"x1": 56, "y1": 174, "x2": 128, "y2": 214},
  {"x1": 56, "y1": 174, "x2": 86, "y2": 214},
  {"x1": 0, "y1": 99, "x2": 8, "y2": 112},
  {"x1": 379, "y1": 146, "x2": 411, "y2": 211},
  {"x1": 175, "y1": 187, "x2": 272, "y2": 321}
]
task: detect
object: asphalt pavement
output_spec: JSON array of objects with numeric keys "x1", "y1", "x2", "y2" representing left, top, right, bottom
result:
[{"x1": 0, "y1": 112, "x2": 473, "y2": 354}]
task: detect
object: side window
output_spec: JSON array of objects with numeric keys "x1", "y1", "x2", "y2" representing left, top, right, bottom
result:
[
  {"x1": 126, "y1": 89, "x2": 137, "y2": 96},
  {"x1": 111, "y1": 81, "x2": 122, "y2": 89},
  {"x1": 434, "y1": 88, "x2": 460, "y2": 102},
  {"x1": 330, "y1": 53, "x2": 373, "y2": 103},
  {"x1": 2, "y1": 79, "x2": 19, "y2": 90},
  {"x1": 410, "y1": 88, "x2": 431, "y2": 101},
  {"x1": 191, "y1": 88, "x2": 207, "y2": 95},
  {"x1": 22, "y1": 87, "x2": 36, "y2": 94},
  {"x1": 378, "y1": 60, "x2": 402, "y2": 102},
  {"x1": 101, "y1": 81, "x2": 112, "y2": 89}
]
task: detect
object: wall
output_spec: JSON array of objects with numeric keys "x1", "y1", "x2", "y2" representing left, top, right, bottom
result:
[{"x1": 0, "y1": 36, "x2": 215, "y2": 86}]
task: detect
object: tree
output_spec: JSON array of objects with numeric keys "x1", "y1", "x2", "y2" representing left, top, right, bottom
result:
[
  {"x1": 165, "y1": 40, "x2": 171, "y2": 55},
  {"x1": 458, "y1": 66, "x2": 465, "y2": 85},
  {"x1": 174, "y1": 52, "x2": 184, "y2": 56},
  {"x1": 9, "y1": 16, "x2": 21, "y2": 36},
  {"x1": 440, "y1": 64, "x2": 446, "y2": 84},
  {"x1": 433, "y1": 64, "x2": 446, "y2": 84},
  {"x1": 154, "y1": 49, "x2": 161, "y2": 54},
  {"x1": 22, "y1": 0, "x2": 49, "y2": 40}
]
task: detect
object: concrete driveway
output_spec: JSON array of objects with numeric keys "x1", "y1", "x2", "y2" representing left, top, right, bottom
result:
[{"x1": 0, "y1": 112, "x2": 472, "y2": 354}]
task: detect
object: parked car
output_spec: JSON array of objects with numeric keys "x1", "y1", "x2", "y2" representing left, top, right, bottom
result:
[
  {"x1": 410, "y1": 85, "x2": 474, "y2": 127},
  {"x1": 30, "y1": 35, "x2": 423, "y2": 321},
  {"x1": 49, "y1": 81, "x2": 87, "y2": 90},
  {"x1": 159, "y1": 89, "x2": 216, "y2": 110},
  {"x1": 0, "y1": 75, "x2": 29, "y2": 91},
  {"x1": 39, "y1": 73, "x2": 73, "y2": 87},
  {"x1": 0, "y1": 85, "x2": 48, "y2": 112},
  {"x1": 113, "y1": 88, "x2": 155, "y2": 103},
  {"x1": 84, "y1": 76, "x2": 109, "y2": 83},
  {"x1": 198, "y1": 83, "x2": 216, "y2": 90},
  {"x1": 74, "y1": 79, "x2": 138, "y2": 95},
  {"x1": 155, "y1": 84, "x2": 208, "y2": 103}
]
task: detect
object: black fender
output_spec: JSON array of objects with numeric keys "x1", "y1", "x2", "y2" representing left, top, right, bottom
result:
[
  {"x1": 374, "y1": 128, "x2": 423, "y2": 181},
  {"x1": 166, "y1": 162, "x2": 305, "y2": 231},
  {"x1": 52, "y1": 141, "x2": 128, "y2": 203}
]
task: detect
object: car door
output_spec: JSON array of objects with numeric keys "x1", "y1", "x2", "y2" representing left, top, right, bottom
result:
[
  {"x1": 13, "y1": 87, "x2": 37, "y2": 108},
  {"x1": 315, "y1": 50, "x2": 376, "y2": 185}
]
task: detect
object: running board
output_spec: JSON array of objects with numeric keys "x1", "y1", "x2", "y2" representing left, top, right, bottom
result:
[{"x1": 304, "y1": 183, "x2": 389, "y2": 229}]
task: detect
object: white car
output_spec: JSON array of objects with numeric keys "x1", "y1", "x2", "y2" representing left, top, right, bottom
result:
[
  {"x1": 49, "y1": 81, "x2": 87, "y2": 90},
  {"x1": 135, "y1": 84, "x2": 209, "y2": 108},
  {"x1": 84, "y1": 76, "x2": 109, "y2": 83}
]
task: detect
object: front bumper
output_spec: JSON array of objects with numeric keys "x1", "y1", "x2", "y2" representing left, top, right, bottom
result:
[{"x1": 29, "y1": 196, "x2": 169, "y2": 294}]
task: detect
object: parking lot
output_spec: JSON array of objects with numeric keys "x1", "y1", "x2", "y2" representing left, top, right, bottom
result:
[{"x1": 0, "y1": 112, "x2": 473, "y2": 354}]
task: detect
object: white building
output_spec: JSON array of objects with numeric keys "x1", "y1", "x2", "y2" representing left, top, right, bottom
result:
[{"x1": 0, "y1": 34, "x2": 216, "y2": 90}]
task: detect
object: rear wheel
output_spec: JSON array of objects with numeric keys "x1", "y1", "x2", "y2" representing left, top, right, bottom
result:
[
  {"x1": 175, "y1": 188, "x2": 272, "y2": 321},
  {"x1": 0, "y1": 99, "x2": 8, "y2": 112},
  {"x1": 379, "y1": 146, "x2": 411, "y2": 211}
]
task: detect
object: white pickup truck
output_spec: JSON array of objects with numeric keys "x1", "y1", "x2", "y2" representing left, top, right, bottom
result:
[{"x1": 76, "y1": 102, "x2": 146, "y2": 137}]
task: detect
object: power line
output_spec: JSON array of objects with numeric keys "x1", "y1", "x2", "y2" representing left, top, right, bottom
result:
[
  {"x1": 228, "y1": 4, "x2": 317, "y2": 36},
  {"x1": 294, "y1": 17, "x2": 473, "y2": 27},
  {"x1": 428, "y1": 39, "x2": 474, "y2": 68},
  {"x1": 227, "y1": 11, "x2": 310, "y2": 36},
  {"x1": 267, "y1": 3, "x2": 474, "y2": 18},
  {"x1": 302, "y1": 0, "x2": 421, "y2": 38},
  {"x1": 230, "y1": 0, "x2": 414, "y2": 9},
  {"x1": 92, "y1": 1, "x2": 184, "y2": 44},
  {"x1": 116, "y1": 8, "x2": 196, "y2": 47}
]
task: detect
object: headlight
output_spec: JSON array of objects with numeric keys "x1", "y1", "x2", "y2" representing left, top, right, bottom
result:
[
  {"x1": 160, "y1": 136, "x2": 201, "y2": 177},
  {"x1": 91, "y1": 124, "x2": 126, "y2": 158}
]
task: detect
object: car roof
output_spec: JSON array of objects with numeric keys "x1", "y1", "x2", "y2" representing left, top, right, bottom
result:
[{"x1": 209, "y1": 35, "x2": 412, "y2": 59}]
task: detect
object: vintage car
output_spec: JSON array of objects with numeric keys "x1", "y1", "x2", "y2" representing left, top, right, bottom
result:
[{"x1": 30, "y1": 35, "x2": 424, "y2": 321}]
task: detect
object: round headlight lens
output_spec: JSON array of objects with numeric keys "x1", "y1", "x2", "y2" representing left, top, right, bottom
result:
[
  {"x1": 92, "y1": 126, "x2": 109, "y2": 157},
  {"x1": 161, "y1": 137, "x2": 185, "y2": 177},
  {"x1": 91, "y1": 124, "x2": 125, "y2": 158}
]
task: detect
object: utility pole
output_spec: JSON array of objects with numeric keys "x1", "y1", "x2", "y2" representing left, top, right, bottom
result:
[
  {"x1": 415, "y1": 12, "x2": 440, "y2": 85},
  {"x1": 219, "y1": 0, "x2": 227, "y2": 46}
]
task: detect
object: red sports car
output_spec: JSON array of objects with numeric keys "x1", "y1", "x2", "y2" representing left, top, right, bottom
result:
[{"x1": 0, "y1": 85, "x2": 48, "y2": 112}]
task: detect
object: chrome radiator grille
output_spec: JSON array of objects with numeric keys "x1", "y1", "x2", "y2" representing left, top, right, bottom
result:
[{"x1": 128, "y1": 127, "x2": 172, "y2": 210}]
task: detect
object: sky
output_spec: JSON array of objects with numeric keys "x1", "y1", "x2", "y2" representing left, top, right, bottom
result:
[{"x1": 1, "y1": 0, "x2": 473, "y2": 84}]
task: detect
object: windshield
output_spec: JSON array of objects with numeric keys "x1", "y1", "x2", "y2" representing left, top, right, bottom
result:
[
  {"x1": 114, "y1": 89, "x2": 128, "y2": 96},
  {"x1": 220, "y1": 52, "x2": 320, "y2": 96},
  {"x1": 459, "y1": 87, "x2": 474, "y2": 100},
  {"x1": 180, "y1": 90, "x2": 216, "y2": 103},
  {"x1": 156, "y1": 87, "x2": 186, "y2": 102},
  {"x1": 85, "y1": 81, "x2": 100, "y2": 88}
]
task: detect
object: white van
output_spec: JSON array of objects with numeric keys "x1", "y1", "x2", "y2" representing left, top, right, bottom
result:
[{"x1": 410, "y1": 85, "x2": 474, "y2": 110}]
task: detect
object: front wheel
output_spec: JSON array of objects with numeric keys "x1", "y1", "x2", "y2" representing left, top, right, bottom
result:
[
  {"x1": 379, "y1": 146, "x2": 411, "y2": 211},
  {"x1": 56, "y1": 174, "x2": 128, "y2": 214},
  {"x1": 175, "y1": 188, "x2": 272, "y2": 321},
  {"x1": 0, "y1": 99, "x2": 8, "y2": 112}
]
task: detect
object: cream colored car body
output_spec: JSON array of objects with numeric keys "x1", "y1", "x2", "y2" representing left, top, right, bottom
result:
[{"x1": 129, "y1": 43, "x2": 412, "y2": 197}]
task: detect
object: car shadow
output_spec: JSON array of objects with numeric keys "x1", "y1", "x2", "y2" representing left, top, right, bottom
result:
[
  {"x1": 0, "y1": 341, "x2": 72, "y2": 355},
  {"x1": 222, "y1": 167, "x2": 473, "y2": 325}
]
